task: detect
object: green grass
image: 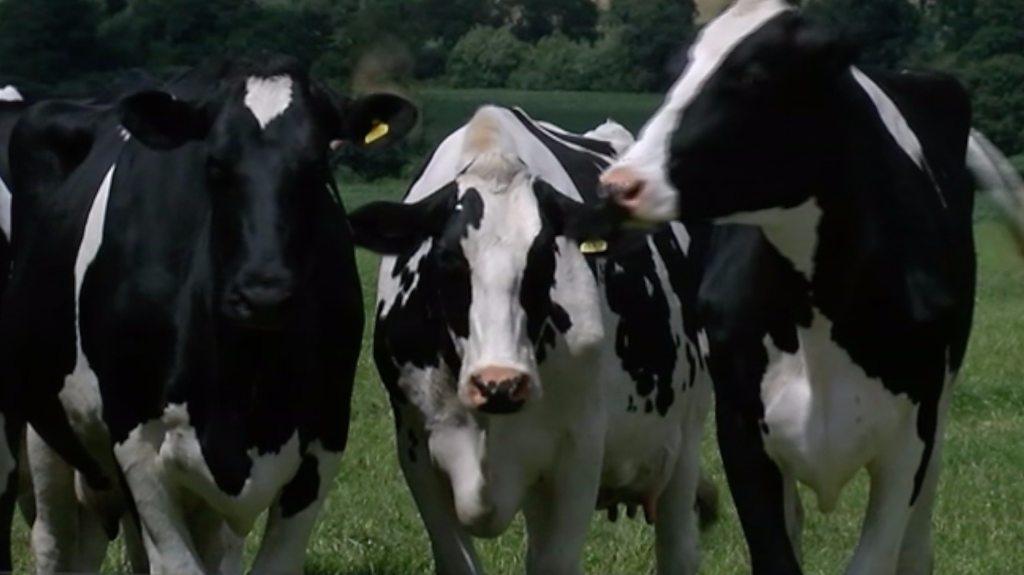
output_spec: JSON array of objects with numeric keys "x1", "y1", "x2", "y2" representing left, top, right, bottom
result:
[{"x1": 11, "y1": 90, "x2": 1024, "y2": 573}]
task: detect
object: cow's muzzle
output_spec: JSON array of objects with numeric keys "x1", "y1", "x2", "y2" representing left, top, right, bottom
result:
[
  {"x1": 465, "y1": 367, "x2": 531, "y2": 414},
  {"x1": 221, "y1": 272, "x2": 294, "y2": 331}
]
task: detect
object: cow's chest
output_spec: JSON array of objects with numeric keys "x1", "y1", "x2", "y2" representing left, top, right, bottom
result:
[
  {"x1": 759, "y1": 309, "x2": 917, "y2": 511},
  {"x1": 155, "y1": 403, "x2": 304, "y2": 534}
]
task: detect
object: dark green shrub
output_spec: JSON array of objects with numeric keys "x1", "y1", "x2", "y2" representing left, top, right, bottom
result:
[{"x1": 446, "y1": 26, "x2": 528, "y2": 88}]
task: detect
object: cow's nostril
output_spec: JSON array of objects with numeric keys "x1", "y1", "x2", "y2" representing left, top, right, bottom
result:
[
  {"x1": 466, "y1": 369, "x2": 531, "y2": 413},
  {"x1": 605, "y1": 181, "x2": 645, "y2": 208}
]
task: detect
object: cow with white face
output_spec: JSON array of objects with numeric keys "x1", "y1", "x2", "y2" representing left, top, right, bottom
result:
[
  {"x1": 600, "y1": 1, "x2": 1024, "y2": 574},
  {"x1": 350, "y1": 105, "x2": 716, "y2": 574}
]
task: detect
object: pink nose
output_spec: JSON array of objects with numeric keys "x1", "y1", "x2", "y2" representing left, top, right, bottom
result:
[
  {"x1": 600, "y1": 167, "x2": 647, "y2": 212},
  {"x1": 465, "y1": 367, "x2": 531, "y2": 414}
]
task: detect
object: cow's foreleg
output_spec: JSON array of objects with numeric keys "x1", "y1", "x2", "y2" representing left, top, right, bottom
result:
[
  {"x1": 115, "y1": 421, "x2": 204, "y2": 575},
  {"x1": 121, "y1": 512, "x2": 150, "y2": 574},
  {"x1": 655, "y1": 392, "x2": 710, "y2": 575},
  {"x1": 0, "y1": 413, "x2": 22, "y2": 572},
  {"x1": 896, "y1": 386, "x2": 952, "y2": 575},
  {"x1": 845, "y1": 414, "x2": 924, "y2": 575},
  {"x1": 522, "y1": 436, "x2": 602, "y2": 575},
  {"x1": 28, "y1": 426, "x2": 108, "y2": 574},
  {"x1": 782, "y1": 473, "x2": 804, "y2": 563},
  {"x1": 251, "y1": 445, "x2": 343, "y2": 575},
  {"x1": 398, "y1": 410, "x2": 483, "y2": 575},
  {"x1": 186, "y1": 501, "x2": 242, "y2": 575},
  {"x1": 715, "y1": 394, "x2": 802, "y2": 575}
]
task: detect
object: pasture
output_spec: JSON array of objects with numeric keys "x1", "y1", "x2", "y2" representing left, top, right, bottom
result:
[{"x1": 11, "y1": 88, "x2": 1024, "y2": 574}]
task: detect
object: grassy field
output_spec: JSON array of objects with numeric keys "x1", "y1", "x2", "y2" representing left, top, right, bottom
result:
[{"x1": 11, "y1": 90, "x2": 1024, "y2": 573}]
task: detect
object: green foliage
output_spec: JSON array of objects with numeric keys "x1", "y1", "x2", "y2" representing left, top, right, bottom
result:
[
  {"x1": 497, "y1": 0, "x2": 599, "y2": 43},
  {"x1": 1012, "y1": 155, "x2": 1024, "y2": 176},
  {"x1": 508, "y1": 31, "x2": 634, "y2": 92},
  {"x1": 606, "y1": 0, "x2": 697, "y2": 91},
  {"x1": 963, "y1": 54, "x2": 1024, "y2": 156},
  {"x1": 923, "y1": 0, "x2": 1024, "y2": 156},
  {"x1": 446, "y1": 26, "x2": 528, "y2": 88},
  {"x1": 806, "y1": 0, "x2": 922, "y2": 69},
  {"x1": 103, "y1": 0, "x2": 259, "y2": 68},
  {"x1": 0, "y1": 0, "x2": 106, "y2": 86},
  {"x1": 509, "y1": 34, "x2": 588, "y2": 91}
]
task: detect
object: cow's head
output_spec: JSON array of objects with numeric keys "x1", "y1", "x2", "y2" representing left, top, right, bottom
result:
[
  {"x1": 118, "y1": 56, "x2": 416, "y2": 331},
  {"x1": 351, "y1": 147, "x2": 605, "y2": 414},
  {"x1": 601, "y1": 0, "x2": 854, "y2": 223}
]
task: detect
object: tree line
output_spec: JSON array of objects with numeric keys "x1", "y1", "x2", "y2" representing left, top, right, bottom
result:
[{"x1": 0, "y1": 0, "x2": 1020, "y2": 164}]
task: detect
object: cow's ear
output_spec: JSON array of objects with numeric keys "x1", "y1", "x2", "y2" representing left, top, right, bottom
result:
[
  {"x1": 349, "y1": 182, "x2": 456, "y2": 254},
  {"x1": 336, "y1": 93, "x2": 418, "y2": 149},
  {"x1": 793, "y1": 19, "x2": 857, "y2": 78},
  {"x1": 119, "y1": 91, "x2": 210, "y2": 151}
]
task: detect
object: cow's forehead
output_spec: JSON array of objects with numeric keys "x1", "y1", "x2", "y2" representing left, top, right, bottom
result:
[
  {"x1": 455, "y1": 173, "x2": 543, "y2": 250},
  {"x1": 620, "y1": 0, "x2": 793, "y2": 168},
  {"x1": 0, "y1": 85, "x2": 23, "y2": 102},
  {"x1": 243, "y1": 75, "x2": 295, "y2": 130}
]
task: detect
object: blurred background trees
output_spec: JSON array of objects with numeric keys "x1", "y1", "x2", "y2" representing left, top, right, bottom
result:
[{"x1": 0, "y1": 0, "x2": 1020, "y2": 163}]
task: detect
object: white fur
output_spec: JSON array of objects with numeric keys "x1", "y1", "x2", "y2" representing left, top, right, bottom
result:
[
  {"x1": 721, "y1": 198, "x2": 823, "y2": 279},
  {"x1": 851, "y1": 69, "x2": 929, "y2": 174},
  {"x1": 608, "y1": 0, "x2": 795, "y2": 222},
  {"x1": 244, "y1": 75, "x2": 294, "y2": 130},
  {"x1": 62, "y1": 165, "x2": 115, "y2": 434},
  {"x1": 0, "y1": 85, "x2": 22, "y2": 102},
  {"x1": 0, "y1": 176, "x2": 11, "y2": 241},
  {"x1": 583, "y1": 120, "x2": 636, "y2": 156},
  {"x1": 29, "y1": 166, "x2": 121, "y2": 574},
  {"x1": 759, "y1": 310, "x2": 920, "y2": 512}
]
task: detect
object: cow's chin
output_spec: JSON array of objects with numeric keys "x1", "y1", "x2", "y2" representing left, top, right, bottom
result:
[{"x1": 630, "y1": 184, "x2": 680, "y2": 224}]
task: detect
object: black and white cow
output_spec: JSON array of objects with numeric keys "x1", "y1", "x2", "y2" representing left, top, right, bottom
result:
[
  {"x1": 0, "y1": 83, "x2": 27, "y2": 572},
  {"x1": 600, "y1": 1, "x2": 1024, "y2": 573},
  {"x1": 1, "y1": 57, "x2": 416, "y2": 574},
  {"x1": 349, "y1": 105, "x2": 715, "y2": 574}
]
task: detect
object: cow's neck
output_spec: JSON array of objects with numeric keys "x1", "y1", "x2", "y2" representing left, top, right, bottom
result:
[{"x1": 719, "y1": 199, "x2": 823, "y2": 281}]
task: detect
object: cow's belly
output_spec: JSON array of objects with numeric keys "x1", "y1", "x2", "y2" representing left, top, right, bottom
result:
[
  {"x1": 157, "y1": 403, "x2": 303, "y2": 535},
  {"x1": 600, "y1": 412, "x2": 683, "y2": 510},
  {"x1": 760, "y1": 312, "x2": 915, "y2": 512}
]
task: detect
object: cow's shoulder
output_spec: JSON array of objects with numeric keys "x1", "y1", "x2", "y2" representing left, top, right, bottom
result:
[
  {"x1": 10, "y1": 99, "x2": 117, "y2": 201},
  {"x1": 857, "y1": 68, "x2": 972, "y2": 170}
]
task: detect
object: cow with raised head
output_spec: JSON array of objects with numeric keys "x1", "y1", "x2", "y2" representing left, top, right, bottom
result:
[
  {"x1": 599, "y1": 1, "x2": 1024, "y2": 573},
  {"x1": 349, "y1": 105, "x2": 715, "y2": 575},
  {"x1": 1, "y1": 56, "x2": 416, "y2": 574}
]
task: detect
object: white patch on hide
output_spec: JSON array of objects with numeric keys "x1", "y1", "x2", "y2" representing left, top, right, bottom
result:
[{"x1": 244, "y1": 76, "x2": 294, "y2": 130}]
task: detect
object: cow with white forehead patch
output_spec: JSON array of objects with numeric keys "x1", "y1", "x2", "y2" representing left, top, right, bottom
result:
[
  {"x1": 599, "y1": 1, "x2": 1024, "y2": 574},
  {"x1": 350, "y1": 105, "x2": 716, "y2": 575},
  {"x1": 0, "y1": 56, "x2": 416, "y2": 574}
]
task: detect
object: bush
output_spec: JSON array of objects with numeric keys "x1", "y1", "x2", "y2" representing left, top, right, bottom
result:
[
  {"x1": 806, "y1": 0, "x2": 922, "y2": 69},
  {"x1": 446, "y1": 26, "x2": 528, "y2": 88},
  {"x1": 963, "y1": 54, "x2": 1024, "y2": 157},
  {"x1": 509, "y1": 34, "x2": 587, "y2": 91},
  {"x1": 607, "y1": 0, "x2": 697, "y2": 91},
  {"x1": 508, "y1": 30, "x2": 635, "y2": 92},
  {"x1": 1012, "y1": 155, "x2": 1024, "y2": 178}
]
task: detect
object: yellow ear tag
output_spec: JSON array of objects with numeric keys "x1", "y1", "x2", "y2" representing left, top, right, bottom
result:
[
  {"x1": 579, "y1": 239, "x2": 608, "y2": 254},
  {"x1": 364, "y1": 121, "x2": 390, "y2": 145}
]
